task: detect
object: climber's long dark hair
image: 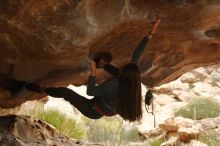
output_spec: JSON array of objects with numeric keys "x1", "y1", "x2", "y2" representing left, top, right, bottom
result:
[{"x1": 116, "y1": 63, "x2": 142, "y2": 122}]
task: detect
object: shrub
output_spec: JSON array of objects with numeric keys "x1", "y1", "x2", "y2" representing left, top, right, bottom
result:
[
  {"x1": 121, "y1": 127, "x2": 144, "y2": 143},
  {"x1": 150, "y1": 138, "x2": 163, "y2": 146},
  {"x1": 82, "y1": 116, "x2": 124, "y2": 146},
  {"x1": 174, "y1": 97, "x2": 220, "y2": 120},
  {"x1": 82, "y1": 116, "x2": 145, "y2": 146},
  {"x1": 28, "y1": 106, "x2": 159, "y2": 145},
  {"x1": 199, "y1": 130, "x2": 220, "y2": 146},
  {"x1": 30, "y1": 106, "x2": 86, "y2": 140}
]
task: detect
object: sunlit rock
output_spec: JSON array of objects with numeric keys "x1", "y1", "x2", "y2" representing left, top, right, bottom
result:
[{"x1": 0, "y1": 115, "x2": 103, "y2": 146}]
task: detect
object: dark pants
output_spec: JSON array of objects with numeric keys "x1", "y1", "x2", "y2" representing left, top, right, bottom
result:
[
  {"x1": 0, "y1": 72, "x2": 101, "y2": 119},
  {"x1": 45, "y1": 87, "x2": 102, "y2": 119}
]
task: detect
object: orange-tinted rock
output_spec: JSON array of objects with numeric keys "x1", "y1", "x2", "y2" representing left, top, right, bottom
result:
[
  {"x1": 178, "y1": 127, "x2": 200, "y2": 143},
  {"x1": 159, "y1": 122, "x2": 178, "y2": 132},
  {"x1": 1, "y1": 0, "x2": 220, "y2": 108}
]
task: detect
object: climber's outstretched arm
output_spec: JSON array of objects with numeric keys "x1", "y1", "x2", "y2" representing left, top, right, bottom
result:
[
  {"x1": 95, "y1": 17, "x2": 161, "y2": 76},
  {"x1": 131, "y1": 17, "x2": 161, "y2": 65}
]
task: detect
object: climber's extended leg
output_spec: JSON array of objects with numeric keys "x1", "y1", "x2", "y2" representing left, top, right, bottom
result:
[{"x1": 42, "y1": 87, "x2": 102, "y2": 119}]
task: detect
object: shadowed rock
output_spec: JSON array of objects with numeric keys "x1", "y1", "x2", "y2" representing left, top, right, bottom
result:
[{"x1": 0, "y1": 0, "x2": 220, "y2": 108}]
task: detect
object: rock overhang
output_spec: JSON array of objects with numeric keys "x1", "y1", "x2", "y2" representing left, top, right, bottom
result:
[{"x1": 0, "y1": 0, "x2": 220, "y2": 108}]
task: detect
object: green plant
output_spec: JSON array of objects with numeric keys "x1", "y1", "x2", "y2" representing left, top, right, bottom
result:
[
  {"x1": 150, "y1": 138, "x2": 163, "y2": 146},
  {"x1": 174, "y1": 97, "x2": 220, "y2": 120},
  {"x1": 30, "y1": 106, "x2": 86, "y2": 140},
  {"x1": 82, "y1": 116, "x2": 145, "y2": 146},
  {"x1": 82, "y1": 116, "x2": 124, "y2": 146},
  {"x1": 199, "y1": 130, "x2": 220, "y2": 146},
  {"x1": 28, "y1": 106, "x2": 161, "y2": 145},
  {"x1": 121, "y1": 127, "x2": 144, "y2": 143}
]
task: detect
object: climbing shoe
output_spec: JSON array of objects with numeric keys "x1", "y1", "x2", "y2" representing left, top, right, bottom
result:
[{"x1": 25, "y1": 83, "x2": 43, "y2": 93}]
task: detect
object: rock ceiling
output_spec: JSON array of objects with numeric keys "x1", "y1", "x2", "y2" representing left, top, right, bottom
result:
[{"x1": 0, "y1": 0, "x2": 220, "y2": 108}]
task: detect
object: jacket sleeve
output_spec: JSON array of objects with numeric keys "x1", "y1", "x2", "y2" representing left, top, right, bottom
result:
[
  {"x1": 86, "y1": 76, "x2": 109, "y2": 96},
  {"x1": 131, "y1": 36, "x2": 149, "y2": 65},
  {"x1": 103, "y1": 64, "x2": 120, "y2": 76}
]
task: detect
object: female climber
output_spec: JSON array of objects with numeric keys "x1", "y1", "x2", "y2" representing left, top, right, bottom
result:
[{"x1": 3, "y1": 17, "x2": 161, "y2": 122}]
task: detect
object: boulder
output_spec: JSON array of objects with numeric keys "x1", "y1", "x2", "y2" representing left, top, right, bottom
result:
[
  {"x1": 1, "y1": 0, "x2": 220, "y2": 108},
  {"x1": 159, "y1": 117, "x2": 195, "y2": 132},
  {"x1": 180, "y1": 72, "x2": 197, "y2": 83},
  {"x1": 0, "y1": 115, "x2": 103, "y2": 146},
  {"x1": 156, "y1": 117, "x2": 220, "y2": 143},
  {"x1": 159, "y1": 121, "x2": 178, "y2": 132},
  {"x1": 178, "y1": 126, "x2": 200, "y2": 143},
  {"x1": 192, "y1": 82, "x2": 215, "y2": 97}
]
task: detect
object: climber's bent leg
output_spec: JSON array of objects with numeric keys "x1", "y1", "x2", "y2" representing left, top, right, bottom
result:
[{"x1": 45, "y1": 87, "x2": 102, "y2": 119}]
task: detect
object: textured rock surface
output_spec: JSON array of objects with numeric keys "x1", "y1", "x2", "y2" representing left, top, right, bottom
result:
[
  {"x1": 0, "y1": 115, "x2": 103, "y2": 146},
  {"x1": 1, "y1": 1, "x2": 220, "y2": 106},
  {"x1": 138, "y1": 65, "x2": 220, "y2": 145},
  {"x1": 152, "y1": 117, "x2": 220, "y2": 143}
]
